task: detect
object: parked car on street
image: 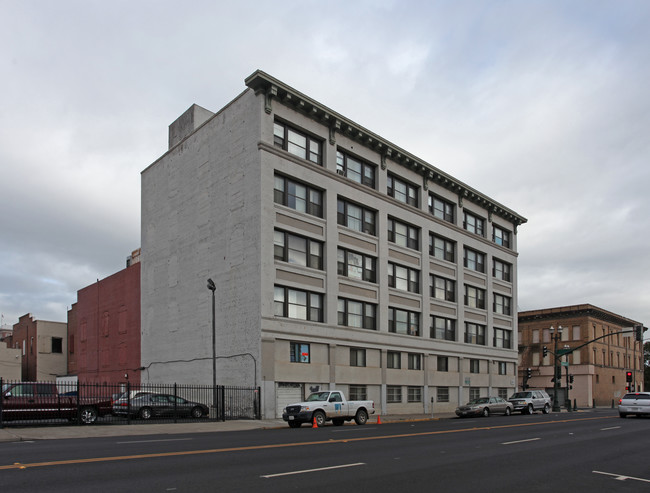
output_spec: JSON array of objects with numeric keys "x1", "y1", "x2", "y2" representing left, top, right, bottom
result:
[
  {"x1": 619, "y1": 392, "x2": 650, "y2": 418},
  {"x1": 455, "y1": 396, "x2": 513, "y2": 417},
  {"x1": 112, "y1": 393, "x2": 209, "y2": 420},
  {"x1": 508, "y1": 390, "x2": 551, "y2": 414}
]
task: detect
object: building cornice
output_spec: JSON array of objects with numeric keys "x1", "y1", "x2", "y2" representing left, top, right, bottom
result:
[
  {"x1": 518, "y1": 304, "x2": 640, "y2": 328},
  {"x1": 245, "y1": 70, "x2": 527, "y2": 229}
]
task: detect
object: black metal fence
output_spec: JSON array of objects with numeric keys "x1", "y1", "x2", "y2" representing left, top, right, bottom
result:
[{"x1": 0, "y1": 379, "x2": 260, "y2": 428}]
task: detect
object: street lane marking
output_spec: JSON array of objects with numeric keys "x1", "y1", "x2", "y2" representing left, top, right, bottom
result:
[
  {"x1": 261, "y1": 462, "x2": 365, "y2": 478},
  {"x1": 593, "y1": 470, "x2": 650, "y2": 483},
  {"x1": 0, "y1": 415, "x2": 615, "y2": 471},
  {"x1": 599, "y1": 426, "x2": 620, "y2": 431},
  {"x1": 116, "y1": 438, "x2": 193, "y2": 444},
  {"x1": 501, "y1": 438, "x2": 540, "y2": 445}
]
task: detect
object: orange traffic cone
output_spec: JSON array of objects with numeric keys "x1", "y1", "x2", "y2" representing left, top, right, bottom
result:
[
  {"x1": 312, "y1": 416, "x2": 318, "y2": 428},
  {"x1": 377, "y1": 415, "x2": 381, "y2": 424}
]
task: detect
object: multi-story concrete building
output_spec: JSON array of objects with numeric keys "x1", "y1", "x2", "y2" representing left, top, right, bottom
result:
[
  {"x1": 8, "y1": 314, "x2": 67, "y2": 381},
  {"x1": 0, "y1": 326, "x2": 21, "y2": 381},
  {"x1": 518, "y1": 305, "x2": 645, "y2": 408},
  {"x1": 67, "y1": 250, "x2": 142, "y2": 385},
  {"x1": 141, "y1": 70, "x2": 527, "y2": 418}
]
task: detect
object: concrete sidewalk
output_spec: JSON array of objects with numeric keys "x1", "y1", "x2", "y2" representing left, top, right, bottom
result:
[{"x1": 0, "y1": 413, "x2": 451, "y2": 442}]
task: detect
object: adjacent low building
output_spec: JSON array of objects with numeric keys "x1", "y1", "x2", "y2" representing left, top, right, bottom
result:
[
  {"x1": 518, "y1": 304, "x2": 644, "y2": 407},
  {"x1": 141, "y1": 70, "x2": 527, "y2": 418}
]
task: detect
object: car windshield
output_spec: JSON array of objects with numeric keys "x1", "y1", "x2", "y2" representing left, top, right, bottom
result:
[
  {"x1": 510, "y1": 392, "x2": 532, "y2": 399},
  {"x1": 306, "y1": 392, "x2": 330, "y2": 402},
  {"x1": 469, "y1": 398, "x2": 489, "y2": 405}
]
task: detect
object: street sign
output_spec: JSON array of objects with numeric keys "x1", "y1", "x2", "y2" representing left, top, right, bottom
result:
[
  {"x1": 561, "y1": 361, "x2": 569, "y2": 367},
  {"x1": 557, "y1": 348, "x2": 572, "y2": 355}
]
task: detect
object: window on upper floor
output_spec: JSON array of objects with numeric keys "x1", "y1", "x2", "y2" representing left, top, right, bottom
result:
[
  {"x1": 465, "y1": 323, "x2": 486, "y2": 345},
  {"x1": 493, "y1": 258, "x2": 512, "y2": 282},
  {"x1": 337, "y1": 298, "x2": 377, "y2": 330},
  {"x1": 274, "y1": 174, "x2": 323, "y2": 218},
  {"x1": 437, "y1": 356, "x2": 449, "y2": 372},
  {"x1": 387, "y1": 351, "x2": 401, "y2": 369},
  {"x1": 337, "y1": 248, "x2": 376, "y2": 283},
  {"x1": 51, "y1": 337, "x2": 63, "y2": 354},
  {"x1": 337, "y1": 198, "x2": 376, "y2": 236},
  {"x1": 336, "y1": 150, "x2": 376, "y2": 188},
  {"x1": 464, "y1": 285, "x2": 486, "y2": 309},
  {"x1": 429, "y1": 233, "x2": 455, "y2": 263},
  {"x1": 273, "y1": 121, "x2": 322, "y2": 165},
  {"x1": 493, "y1": 224, "x2": 511, "y2": 248},
  {"x1": 388, "y1": 217, "x2": 419, "y2": 251},
  {"x1": 408, "y1": 353, "x2": 422, "y2": 370},
  {"x1": 290, "y1": 342, "x2": 310, "y2": 363},
  {"x1": 494, "y1": 328, "x2": 512, "y2": 349},
  {"x1": 498, "y1": 362, "x2": 508, "y2": 375},
  {"x1": 464, "y1": 247, "x2": 485, "y2": 273},
  {"x1": 274, "y1": 286, "x2": 323, "y2": 322},
  {"x1": 387, "y1": 174, "x2": 419, "y2": 207},
  {"x1": 431, "y1": 274, "x2": 455, "y2": 302},
  {"x1": 274, "y1": 229, "x2": 323, "y2": 270},
  {"x1": 463, "y1": 210, "x2": 485, "y2": 237},
  {"x1": 350, "y1": 347, "x2": 366, "y2": 367},
  {"x1": 430, "y1": 316, "x2": 456, "y2": 341},
  {"x1": 469, "y1": 358, "x2": 480, "y2": 373},
  {"x1": 388, "y1": 307, "x2": 420, "y2": 336},
  {"x1": 494, "y1": 294, "x2": 512, "y2": 316},
  {"x1": 388, "y1": 262, "x2": 420, "y2": 294},
  {"x1": 428, "y1": 194, "x2": 455, "y2": 223}
]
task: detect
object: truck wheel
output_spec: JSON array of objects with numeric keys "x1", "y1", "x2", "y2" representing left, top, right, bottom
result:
[
  {"x1": 313, "y1": 411, "x2": 326, "y2": 427},
  {"x1": 354, "y1": 409, "x2": 368, "y2": 425},
  {"x1": 332, "y1": 418, "x2": 345, "y2": 426},
  {"x1": 542, "y1": 404, "x2": 550, "y2": 414},
  {"x1": 139, "y1": 407, "x2": 153, "y2": 420},
  {"x1": 288, "y1": 421, "x2": 302, "y2": 428},
  {"x1": 80, "y1": 406, "x2": 98, "y2": 425}
]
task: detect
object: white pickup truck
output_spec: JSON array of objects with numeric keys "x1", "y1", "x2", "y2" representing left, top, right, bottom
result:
[{"x1": 282, "y1": 390, "x2": 375, "y2": 428}]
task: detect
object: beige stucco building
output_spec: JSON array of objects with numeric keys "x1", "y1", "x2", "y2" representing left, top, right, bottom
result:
[{"x1": 141, "y1": 70, "x2": 527, "y2": 418}]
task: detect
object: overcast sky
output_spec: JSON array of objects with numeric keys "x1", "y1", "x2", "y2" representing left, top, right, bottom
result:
[{"x1": 1, "y1": 1, "x2": 648, "y2": 337}]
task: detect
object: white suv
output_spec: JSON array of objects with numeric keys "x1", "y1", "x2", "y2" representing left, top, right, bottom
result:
[{"x1": 508, "y1": 390, "x2": 552, "y2": 414}]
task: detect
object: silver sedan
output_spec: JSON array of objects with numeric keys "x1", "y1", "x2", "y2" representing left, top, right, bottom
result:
[
  {"x1": 619, "y1": 392, "x2": 650, "y2": 418},
  {"x1": 455, "y1": 396, "x2": 514, "y2": 418}
]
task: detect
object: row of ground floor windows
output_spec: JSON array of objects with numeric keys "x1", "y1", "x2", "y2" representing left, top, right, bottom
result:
[{"x1": 348, "y1": 384, "x2": 510, "y2": 403}]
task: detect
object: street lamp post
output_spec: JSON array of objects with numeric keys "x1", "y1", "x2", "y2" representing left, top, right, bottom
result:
[
  {"x1": 550, "y1": 325, "x2": 563, "y2": 412},
  {"x1": 207, "y1": 278, "x2": 217, "y2": 418}
]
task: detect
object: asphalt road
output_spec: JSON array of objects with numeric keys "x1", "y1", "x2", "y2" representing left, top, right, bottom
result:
[{"x1": 1, "y1": 409, "x2": 648, "y2": 492}]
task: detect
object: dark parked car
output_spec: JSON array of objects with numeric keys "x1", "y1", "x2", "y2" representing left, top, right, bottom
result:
[
  {"x1": 112, "y1": 393, "x2": 209, "y2": 420},
  {"x1": 455, "y1": 396, "x2": 513, "y2": 417}
]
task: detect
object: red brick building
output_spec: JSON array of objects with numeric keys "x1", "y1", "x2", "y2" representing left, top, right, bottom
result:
[{"x1": 67, "y1": 250, "x2": 141, "y2": 385}]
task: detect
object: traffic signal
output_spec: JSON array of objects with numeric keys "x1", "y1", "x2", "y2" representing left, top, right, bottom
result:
[
  {"x1": 626, "y1": 371, "x2": 633, "y2": 382},
  {"x1": 569, "y1": 375, "x2": 574, "y2": 384},
  {"x1": 543, "y1": 346, "x2": 548, "y2": 358},
  {"x1": 635, "y1": 324, "x2": 644, "y2": 342},
  {"x1": 527, "y1": 368, "x2": 532, "y2": 379}
]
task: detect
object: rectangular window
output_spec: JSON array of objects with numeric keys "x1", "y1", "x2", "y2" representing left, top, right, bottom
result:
[
  {"x1": 387, "y1": 385, "x2": 402, "y2": 403},
  {"x1": 465, "y1": 323, "x2": 486, "y2": 345},
  {"x1": 498, "y1": 362, "x2": 507, "y2": 375},
  {"x1": 350, "y1": 348, "x2": 366, "y2": 367},
  {"x1": 463, "y1": 248, "x2": 485, "y2": 273},
  {"x1": 274, "y1": 229, "x2": 323, "y2": 270},
  {"x1": 494, "y1": 294, "x2": 512, "y2": 315},
  {"x1": 337, "y1": 198, "x2": 376, "y2": 236},
  {"x1": 469, "y1": 359, "x2": 480, "y2": 373},
  {"x1": 469, "y1": 387, "x2": 481, "y2": 401},
  {"x1": 464, "y1": 285, "x2": 486, "y2": 309},
  {"x1": 430, "y1": 316, "x2": 456, "y2": 341},
  {"x1": 274, "y1": 286, "x2": 323, "y2": 322},
  {"x1": 337, "y1": 248, "x2": 376, "y2": 283},
  {"x1": 407, "y1": 386, "x2": 422, "y2": 403},
  {"x1": 337, "y1": 298, "x2": 377, "y2": 330},
  {"x1": 349, "y1": 385, "x2": 367, "y2": 401},
  {"x1": 387, "y1": 351, "x2": 401, "y2": 369},
  {"x1": 274, "y1": 121, "x2": 322, "y2": 164},
  {"x1": 494, "y1": 328, "x2": 512, "y2": 349},
  {"x1": 51, "y1": 337, "x2": 63, "y2": 354},
  {"x1": 463, "y1": 211, "x2": 485, "y2": 237},
  {"x1": 388, "y1": 307, "x2": 420, "y2": 336},
  {"x1": 388, "y1": 218, "x2": 419, "y2": 250},
  {"x1": 497, "y1": 388, "x2": 508, "y2": 400},
  {"x1": 429, "y1": 233, "x2": 455, "y2": 262},
  {"x1": 437, "y1": 356, "x2": 449, "y2": 372},
  {"x1": 290, "y1": 342, "x2": 310, "y2": 363},
  {"x1": 493, "y1": 258, "x2": 512, "y2": 282},
  {"x1": 428, "y1": 194, "x2": 455, "y2": 223},
  {"x1": 408, "y1": 353, "x2": 421, "y2": 370},
  {"x1": 431, "y1": 275, "x2": 455, "y2": 302},
  {"x1": 437, "y1": 387, "x2": 449, "y2": 403},
  {"x1": 387, "y1": 174, "x2": 419, "y2": 207},
  {"x1": 336, "y1": 150, "x2": 375, "y2": 188},
  {"x1": 493, "y1": 224, "x2": 511, "y2": 248},
  {"x1": 274, "y1": 174, "x2": 323, "y2": 217},
  {"x1": 388, "y1": 262, "x2": 420, "y2": 293}
]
